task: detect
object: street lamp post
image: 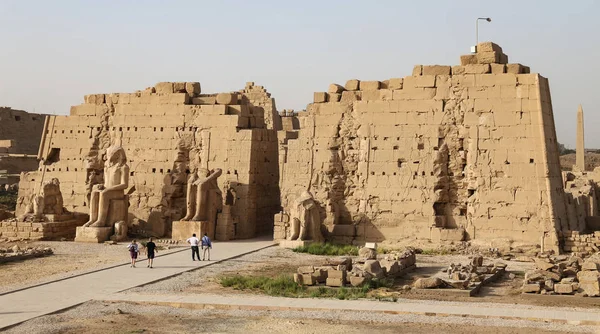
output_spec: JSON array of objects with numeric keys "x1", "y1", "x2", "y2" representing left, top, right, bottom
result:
[{"x1": 474, "y1": 17, "x2": 491, "y2": 53}]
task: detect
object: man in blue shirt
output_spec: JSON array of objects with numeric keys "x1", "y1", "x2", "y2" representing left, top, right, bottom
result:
[{"x1": 201, "y1": 233, "x2": 212, "y2": 261}]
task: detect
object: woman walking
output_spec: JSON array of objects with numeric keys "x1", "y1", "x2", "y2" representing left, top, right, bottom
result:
[{"x1": 127, "y1": 239, "x2": 139, "y2": 268}]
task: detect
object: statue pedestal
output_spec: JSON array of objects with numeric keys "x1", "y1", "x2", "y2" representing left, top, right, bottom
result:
[
  {"x1": 278, "y1": 240, "x2": 316, "y2": 249},
  {"x1": 75, "y1": 226, "x2": 113, "y2": 243},
  {"x1": 172, "y1": 220, "x2": 210, "y2": 241}
]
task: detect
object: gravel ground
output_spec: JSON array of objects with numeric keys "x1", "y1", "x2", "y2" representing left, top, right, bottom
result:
[
  {"x1": 0, "y1": 240, "x2": 184, "y2": 294},
  {"x1": 4, "y1": 300, "x2": 597, "y2": 334}
]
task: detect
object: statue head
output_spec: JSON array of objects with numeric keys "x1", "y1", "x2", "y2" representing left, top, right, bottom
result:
[{"x1": 105, "y1": 145, "x2": 127, "y2": 167}]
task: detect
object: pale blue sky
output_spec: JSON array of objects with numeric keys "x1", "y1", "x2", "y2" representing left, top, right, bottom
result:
[{"x1": 1, "y1": 0, "x2": 598, "y2": 148}]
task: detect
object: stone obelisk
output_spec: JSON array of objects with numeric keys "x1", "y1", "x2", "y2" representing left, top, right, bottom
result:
[{"x1": 576, "y1": 105, "x2": 585, "y2": 171}]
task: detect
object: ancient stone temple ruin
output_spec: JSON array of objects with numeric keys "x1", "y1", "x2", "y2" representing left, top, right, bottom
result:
[
  {"x1": 17, "y1": 82, "x2": 281, "y2": 241},
  {"x1": 275, "y1": 42, "x2": 572, "y2": 251},
  {"x1": 8, "y1": 42, "x2": 600, "y2": 250},
  {"x1": 0, "y1": 107, "x2": 47, "y2": 188}
]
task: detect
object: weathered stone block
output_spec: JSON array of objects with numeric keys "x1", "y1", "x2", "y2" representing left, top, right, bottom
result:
[
  {"x1": 582, "y1": 262, "x2": 600, "y2": 271},
  {"x1": 340, "y1": 91, "x2": 361, "y2": 103},
  {"x1": 439, "y1": 228, "x2": 465, "y2": 241},
  {"x1": 476, "y1": 51, "x2": 500, "y2": 64},
  {"x1": 328, "y1": 84, "x2": 345, "y2": 94},
  {"x1": 460, "y1": 55, "x2": 478, "y2": 65},
  {"x1": 464, "y1": 64, "x2": 491, "y2": 74},
  {"x1": 506, "y1": 64, "x2": 525, "y2": 74},
  {"x1": 326, "y1": 277, "x2": 344, "y2": 287},
  {"x1": 298, "y1": 265, "x2": 315, "y2": 274},
  {"x1": 216, "y1": 93, "x2": 238, "y2": 105},
  {"x1": 155, "y1": 82, "x2": 174, "y2": 94},
  {"x1": 345, "y1": 79, "x2": 360, "y2": 91},
  {"x1": 314, "y1": 92, "x2": 328, "y2": 103},
  {"x1": 192, "y1": 96, "x2": 216, "y2": 105},
  {"x1": 412, "y1": 65, "x2": 423, "y2": 76},
  {"x1": 172, "y1": 220, "x2": 209, "y2": 241},
  {"x1": 490, "y1": 64, "x2": 506, "y2": 74},
  {"x1": 327, "y1": 93, "x2": 341, "y2": 102},
  {"x1": 186, "y1": 82, "x2": 201, "y2": 96},
  {"x1": 360, "y1": 81, "x2": 381, "y2": 91},
  {"x1": 350, "y1": 276, "x2": 368, "y2": 287},
  {"x1": 327, "y1": 269, "x2": 347, "y2": 280},
  {"x1": 413, "y1": 277, "x2": 443, "y2": 289},
  {"x1": 577, "y1": 270, "x2": 600, "y2": 296},
  {"x1": 522, "y1": 283, "x2": 541, "y2": 293},
  {"x1": 477, "y1": 42, "x2": 503, "y2": 53},
  {"x1": 422, "y1": 65, "x2": 451, "y2": 76},
  {"x1": 74, "y1": 226, "x2": 113, "y2": 243},
  {"x1": 388, "y1": 78, "x2": 403, "y2": 90},
  {"x1": 554, "y1": 283, "x2": 574, "y2": 294},
  {"x1": 173, "y1": 82, "x2": 186, "y2": 93}
]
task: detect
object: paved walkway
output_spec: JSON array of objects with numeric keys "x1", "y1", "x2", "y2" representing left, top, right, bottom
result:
[
  {"x1": 0, "y1": 237, "x2": 274, "y2": 330},
  {"x1": 100, "y1": 292, "x2": 600, "y2": 326}
]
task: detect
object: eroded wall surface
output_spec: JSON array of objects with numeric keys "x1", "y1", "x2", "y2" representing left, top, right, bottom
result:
[
  {"x1": 277, "y1": 43, "x2": 567, "y2": 248},
  {"x1": 0, "y1": 107, "x2": 47, "y2": 187},
  {"x1": 17, "y1": 82, "x2": 280, "y2": 238}
]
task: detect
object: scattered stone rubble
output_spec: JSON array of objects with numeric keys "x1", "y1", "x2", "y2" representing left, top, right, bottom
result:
[
  {"x1": 522, "y1": 252, "x2": 600, "y2": 296},
  {"x1": 0, "y1": 245, "x2": 53, "y2": 264},
  {"x1": 414, "y1": 255, "x2": 506, "y2": 291},
  {"x1": 294, "y1": 247, "x2": 416, "y2": 287}
]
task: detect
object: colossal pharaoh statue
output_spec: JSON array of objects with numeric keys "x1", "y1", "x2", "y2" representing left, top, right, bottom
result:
[
  {"x1": 83, "y1": 144, "x2": 129, "y2": 227},
  {"x1": 182, "y1": 168, "x2": 223, "y2": 222},
  {"x1": 76, "y1": 144, "x2": 129, "y2": 242},
  {"x1": 171, "y1": 167, "x2": 223, "y2": 241}
]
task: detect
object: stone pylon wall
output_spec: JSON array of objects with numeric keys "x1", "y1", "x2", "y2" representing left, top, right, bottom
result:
[
  {"x1": 277, "y1": 43, "x2": 568, "y2": 249},
  {"x1": 17, "y1": 82, "x2": 280, "y2": 239}
]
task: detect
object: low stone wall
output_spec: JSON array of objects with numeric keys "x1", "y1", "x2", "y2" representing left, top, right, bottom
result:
[
  {"x1": 0, "y1": 216, "x2": 86, "y2": 240},
  {"x1": 561, "y1": 231, "x2": 600, "y2": 253}
]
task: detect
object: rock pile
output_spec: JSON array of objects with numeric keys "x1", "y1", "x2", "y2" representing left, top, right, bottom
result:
[
  {"x1": 294, "y1": 248, "x2": 416, "y2": 287},
  {"x1": 415, "y1": 255, "x2": 507, "y2": 290},
  {"x1": 0, "y1": 246, "x2": 53, "y2": 263},
  {"x1": 522, "y1": 254, "x2": 600, "y2": 296}
]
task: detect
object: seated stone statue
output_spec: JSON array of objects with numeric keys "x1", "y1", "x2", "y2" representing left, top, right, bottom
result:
[
  {"x1": 182, "y1": 168, "x2": 222, "y2": 221},
  {"x1": 22, "y1": 178, "x2": 64, "y2": 221},
  {"x1": 289, "y1": 191, "x2": 324, "y2": 242},
  {"x1": 83, "y1": 145, "x2": 129, "y2": 227}
]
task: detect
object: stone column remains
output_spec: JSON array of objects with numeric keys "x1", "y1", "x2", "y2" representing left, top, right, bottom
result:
[{"x1": 576, "y1": 105, "x2": 585, "y2": 171}]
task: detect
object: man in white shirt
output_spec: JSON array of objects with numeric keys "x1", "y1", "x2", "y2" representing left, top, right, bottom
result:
[{"x1": 186, "y1": 233, "x2": 200, "y2": 261}]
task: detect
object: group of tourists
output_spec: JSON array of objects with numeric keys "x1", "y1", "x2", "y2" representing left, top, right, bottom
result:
[
  {"x1": 125, "y1": 233, "x2": 213, "y2": 268},
  {"x1": 186, "y1": 233, "x2": 213, "y2": 261}
]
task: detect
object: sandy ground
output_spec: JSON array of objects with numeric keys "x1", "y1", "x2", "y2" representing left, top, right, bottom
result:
[
  {"x1": 0, "y1": 240, "x2": 178, "y2": 293},
  {"x1": 4, "y1": 300, "x2": 595, "y2": 334}
]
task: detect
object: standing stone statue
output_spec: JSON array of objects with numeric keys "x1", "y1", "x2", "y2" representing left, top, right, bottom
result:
[
  {"x1": 289, "y1": 191, "x2": 324, "y2": 242},
  {"x1": 83, "y1": 145, "x2": 129, "y2": 227},
  {"x1": 182, "y1": 168, "x2": 223, "y2": 221}
]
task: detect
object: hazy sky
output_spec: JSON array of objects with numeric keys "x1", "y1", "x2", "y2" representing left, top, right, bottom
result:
[{"x1": 1, "y1": 0, "x2": 598, "y2": 148}]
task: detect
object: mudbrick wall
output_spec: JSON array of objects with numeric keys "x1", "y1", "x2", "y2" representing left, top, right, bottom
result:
[
  {"x1": 16, "y1": 82, "x2": 280, "y2": 239},
  {"x1": 0, "y1": 107, "x2": 47, "y2": 187},
  {"x1": 276, "y1": 42, "x2": 571, "y2": 250}
]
